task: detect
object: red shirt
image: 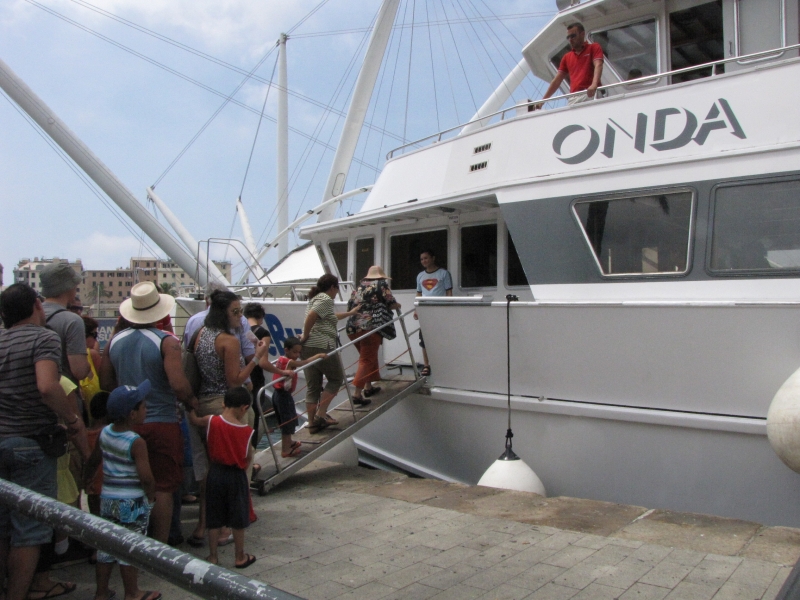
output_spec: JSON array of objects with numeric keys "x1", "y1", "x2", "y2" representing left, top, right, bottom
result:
[
  {"x1": 558, "y1": 42, "x2": 604, "y2": 93},
  {"x1": 272, "y1": 356, "x2": 298, "y2": 393},
  {"x1": 206, "y1": 415, "x2": 253, "y2": 470}
]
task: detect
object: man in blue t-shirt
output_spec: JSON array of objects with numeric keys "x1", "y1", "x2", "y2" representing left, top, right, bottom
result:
[{"x1": 414, "y1": 249, "x2": 452, "y2": 377}]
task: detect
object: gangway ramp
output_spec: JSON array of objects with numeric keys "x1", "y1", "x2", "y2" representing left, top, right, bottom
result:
[{"x1": 251, "y1": 307, "x2": 425, "y2": 494}]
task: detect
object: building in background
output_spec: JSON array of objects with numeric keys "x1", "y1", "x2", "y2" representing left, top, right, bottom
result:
[{"x1": 14, "y1": 258, "x2": 84, "y2": 296}]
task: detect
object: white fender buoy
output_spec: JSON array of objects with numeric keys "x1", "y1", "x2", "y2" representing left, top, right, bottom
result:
[
  {"x1": 478, "y1": 452, "x2": 546, "y2": 496},
  {"x1": 767, "y1": 365, "x2": 800, "y2": 473}
]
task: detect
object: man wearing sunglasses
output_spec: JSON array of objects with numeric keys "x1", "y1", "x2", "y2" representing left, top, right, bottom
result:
[{"x1": 539, "y1": 22, "x2": 604, "y2": 107}]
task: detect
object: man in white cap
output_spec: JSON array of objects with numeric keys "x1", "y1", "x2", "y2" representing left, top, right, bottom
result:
[
  {"x1": 39, "y1": 262, "x2": 90, "y2": 385},
  {"x1": 99, "y1": 281, "x2": 198, "y2": 543}
]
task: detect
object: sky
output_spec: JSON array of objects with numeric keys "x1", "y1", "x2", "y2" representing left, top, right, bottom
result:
[{"x1": 0, "y1": 0, "x2": 555, "y2": 285}]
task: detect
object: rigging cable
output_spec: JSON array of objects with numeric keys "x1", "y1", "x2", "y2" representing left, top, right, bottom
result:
[
  {"x1": 453, "y1": 0, "x2": 522, "y2": 106},
  {"x1": 424, "y1": 0, "x2": 441, "y2": 131},
  {"x1": 429, "y1": 0, "x2": 462, "y2": 124},
  {"x1": 403, "y1": 0, "x2": 416, "y2": 143},
  {"x1": 472, "y1": 0, "x2": 547, "y2": 99},
  {"x1": 446, "y1": 0, "x2": 500, "y2": 107},
  {"x1": 439, "y1": 0, "x2": 478, "y2": 113},
  {"x1": 0, "y1": 91, "x2": 163, "y2": 260},
  {"x1": 40, "y1": 0, "x2": 403, "y2": 145},
  {"x1": 239, "y1": 54, "x2": 280, "y2": 199},
  {"x1": 23, "y1": 0, "x2": 382, "y2": 176}
]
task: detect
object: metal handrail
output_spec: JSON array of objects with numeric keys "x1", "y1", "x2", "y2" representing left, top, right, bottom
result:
[
  {"x1": 386, "y1": 42, "x2": 800, "y2": 159},
  {"x1": 0, "y1": 479, "x2": 299, "y2": 600},
  {"x1": 255, "y1": 307, "x2": 421, "y2": 474}
]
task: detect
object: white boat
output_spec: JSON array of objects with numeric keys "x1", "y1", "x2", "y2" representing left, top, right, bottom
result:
[
  {"x1": 5, "y1": 0, "x2": 800, "y2": 528},
  {"x1": 289, "y1": 0, "x2": 800, "y2": 528}
]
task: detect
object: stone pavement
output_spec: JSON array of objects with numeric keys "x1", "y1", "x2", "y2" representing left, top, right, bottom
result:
[{"x1": 52, "y1": 461, "x2": 800, "y2": 600}]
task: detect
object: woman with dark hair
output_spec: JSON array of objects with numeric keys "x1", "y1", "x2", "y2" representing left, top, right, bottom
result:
[
  {"x1": 346, "y1": 266, "x2": 401, "y2": 405},
  {"x1": 299, "y1": 274, "x2": 360, "y2": 433},
  {"x1": 188, "y1": 290, "x2": 268, "y2": 547},
  {"x1": 194, "y1": 290, "x2": 268, "y2": 418}
]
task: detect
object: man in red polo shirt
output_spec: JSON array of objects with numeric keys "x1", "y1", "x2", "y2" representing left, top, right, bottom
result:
[{"x1": 540, "y1": 22, "x2": 604, "y2": 106}]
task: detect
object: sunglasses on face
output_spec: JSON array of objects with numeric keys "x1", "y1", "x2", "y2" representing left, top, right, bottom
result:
[{"x1": 231, "y1": 308, "x2": 243, "y2": 316}]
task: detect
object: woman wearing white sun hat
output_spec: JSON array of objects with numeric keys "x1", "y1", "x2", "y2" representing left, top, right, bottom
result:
[{"x1": 99, "y1": 281, "x2": 198, "y2": 544}]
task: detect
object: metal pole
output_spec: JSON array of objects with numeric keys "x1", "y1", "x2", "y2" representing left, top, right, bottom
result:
[
  {"x1": 396, "y1": 307, "x2": 420, "y2": 379},
  {"x1": 0, "y1": 479, "x2": 299, "y2": 600},
  {"x1": 0, "y1": 57, "x2": 209, "y2": 286},
  {"x1": 276, "y1": 34, "x2": 290, "y2": 260}
]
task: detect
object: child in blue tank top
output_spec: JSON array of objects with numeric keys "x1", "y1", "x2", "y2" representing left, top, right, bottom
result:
[{"x1": 87, "y1": 381, "x2": 161, "y2": 600}]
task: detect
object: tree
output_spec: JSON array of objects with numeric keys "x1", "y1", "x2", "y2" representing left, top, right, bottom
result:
[
  {"x1": 91, "y1": 282, "x2": 112, "y2": 304},
  {"x1": 159, "y1": 282, "x2": 177, "y2": 297}
]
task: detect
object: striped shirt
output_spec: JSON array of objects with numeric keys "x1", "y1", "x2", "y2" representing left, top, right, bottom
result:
[
  {"x1": 99, "y1": 425, "x2": 144, "y2": 499},
  {"x1": 305, "y1": 294, "x2": 337, "y2": 350},
  {"x1": 0, "y1": 324, "x2": 61, "y2": 437}
]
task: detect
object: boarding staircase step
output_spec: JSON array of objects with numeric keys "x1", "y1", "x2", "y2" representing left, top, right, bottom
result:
[{"x1": 251, "y1": 375, "x2": 426, "y2": 494}]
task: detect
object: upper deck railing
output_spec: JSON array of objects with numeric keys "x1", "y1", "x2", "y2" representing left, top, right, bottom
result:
[{"x1": 386, "y1": 42, "x2": 800, "y2": 160}]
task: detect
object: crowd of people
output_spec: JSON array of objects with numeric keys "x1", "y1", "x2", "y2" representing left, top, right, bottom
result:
[{"x1": 0, "y1": 251, "x2": 452, "y2": 600}]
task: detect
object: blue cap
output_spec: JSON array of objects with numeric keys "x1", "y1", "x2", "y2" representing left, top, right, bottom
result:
[{"x1": 107, "y1": 380, "x2": 151, "y2": 420}]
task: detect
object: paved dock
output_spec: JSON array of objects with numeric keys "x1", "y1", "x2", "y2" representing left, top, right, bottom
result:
[{"x1": 53, "y1": 461, "x2": 800, "y2": 600}]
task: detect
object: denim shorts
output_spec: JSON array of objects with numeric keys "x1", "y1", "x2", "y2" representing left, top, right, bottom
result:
[{"x1": 0, "y1": 437, "x2": 57, "y2": 546}]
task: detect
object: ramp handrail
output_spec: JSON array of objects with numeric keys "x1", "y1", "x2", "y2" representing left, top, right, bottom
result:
[
  {"x1": 255, "y1": 307, "x2": 422, "y2": 476},
  {"x1": 0, "y1": 479, "x2": 300, "y2": 600}
]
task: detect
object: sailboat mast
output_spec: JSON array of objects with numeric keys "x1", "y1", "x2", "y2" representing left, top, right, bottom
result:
[
  {"x1": 0, "y1": 56, "x2": 210, "y2": 286},
  {"x1": 276, "y1": 33, "x2": 290, "y2": 259},
  {"x1": 316, "y1": 0, "x2": 401, "y2": 222},
  {"x1": 147, "y1": 187, "x2": 230, "y2": 285}
]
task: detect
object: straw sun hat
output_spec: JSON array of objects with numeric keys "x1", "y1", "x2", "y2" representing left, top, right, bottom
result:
[
  {"x1": 363, "y1": 265, "x2": 391, "y2": 280},
  {"x1": 119, "y1": 281, "x2": 175, "y2": 325}
]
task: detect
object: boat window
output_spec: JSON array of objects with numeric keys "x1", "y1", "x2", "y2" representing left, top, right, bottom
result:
[
  {"x1": 390, "y1": 230, "x2": 449, "y2": 290},
  {"x1": 549, "y1": 43, "x2": 570, "y2": 72},
  {"x1": 461, "y1": 224, "x2": 497, "y2": 288},
  {"x1": 669, "y1": 0, "x2": 724, "y2": 83},
  {"x1": 328, "y1": 240, "x2": 348, "y2": 280},
  {"x1": 573, "y1": 190, "x2": 694, "y2": 276},
  {"x1": 355, "y1": 237, "x2": 374, "y2": 282},
  {"x1": 507, "y1": 232, "x2": 529, "y2": 287},
  {"x1": 592, "y1": 18, "x2": 658, "y2": 82},
  {"x1": 710, "y1": 179, "x2": 800, "y2": 273},
  {"x1": 736, "y1": 0, "x2": 784, "y2": 58}
]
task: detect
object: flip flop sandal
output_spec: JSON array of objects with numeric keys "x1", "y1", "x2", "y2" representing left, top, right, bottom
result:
[
  {"x1": 26, "y1": 581, "x2": 77, "y2": 600},
  {"x1": 363, "y1": 386, "x2": 381, "y2": 397},
  {"x1": 186, "y1": 534, "x2": 205, "y2": 548},
  {"x1": 281, "y1": 446, "x2": 302, "y2": 458},
  {"x1": 136, "y1": 592, "x2": 162, "y2": 600},
  {"x1": 310, "y1": 417, "x2": 330, "y2": 433},
  {"x1": 291, "y1": 441, "x2": 302, "y2": 450},
  {"x1": 235, "y1": 553, "x2": 257, "y2": 569}
]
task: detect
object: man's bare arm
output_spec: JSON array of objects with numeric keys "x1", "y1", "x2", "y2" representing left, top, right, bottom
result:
[
  {"x1": 161, "y1": 335, "x2": 198, "y2": 411},
  {"x1": 35, "y1": 359, "x2": 88, "y2": 456},
  {"x1": 98, "y1": 351, "x2": 117, "y2": 391},
  {"x1": 541, "y1": 72, "x2": 566, "y2": 101},
  {"x1": 587, "y1": 59, "x2": 603, "y2": 98},
  {"x1": 67, "y1": 353, "x2": 91, "y2": 381}
]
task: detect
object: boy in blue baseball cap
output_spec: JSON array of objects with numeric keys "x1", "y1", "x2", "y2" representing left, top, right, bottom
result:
[{"x1": 88, "y1": 381, "x2": 161, "y2": 600}]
